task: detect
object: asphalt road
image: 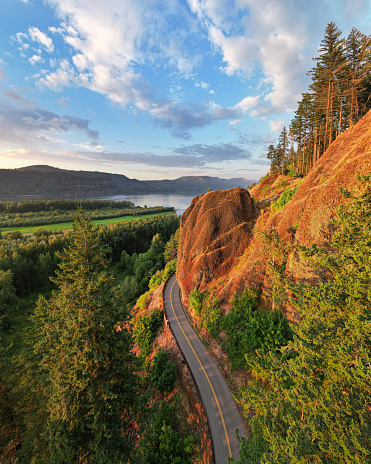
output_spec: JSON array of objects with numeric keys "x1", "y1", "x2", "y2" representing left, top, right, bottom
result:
[{"x1": 164, "y1": 274, "x2": 247, "y2": 464}]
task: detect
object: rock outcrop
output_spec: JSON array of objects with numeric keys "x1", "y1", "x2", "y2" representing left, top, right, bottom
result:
[
  {"x1": 177, "y1": 187, "x2": 257, "y2": 300},
  {"x1": 178, "y1": 110, "x2": 371, "y2": 318}
]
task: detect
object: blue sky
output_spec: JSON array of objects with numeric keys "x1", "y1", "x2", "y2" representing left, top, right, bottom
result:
[{"x1": 0, "y1": 0, "x2": 370, "y2": 180}]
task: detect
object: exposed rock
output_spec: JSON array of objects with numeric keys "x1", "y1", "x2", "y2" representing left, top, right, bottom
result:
[
  {"x1": 223, "y1": 110, "x2": 371, "y2": 320},
  {"x1": 177, "y1": 187, "x2": 257, "y2": 301},
  {"x1": 177, "y1": 110, "x2": 371, "y2": 320}
]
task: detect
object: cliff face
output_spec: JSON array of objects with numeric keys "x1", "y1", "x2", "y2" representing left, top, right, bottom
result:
[
  {"x1": 177, "y1": 110, "x2": 371, "y2": 318},
  {"x1": 177, "y1": 187, "x2": 257, "y2": 301}
]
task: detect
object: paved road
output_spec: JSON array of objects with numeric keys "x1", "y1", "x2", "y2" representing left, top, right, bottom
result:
[{"x1": 164, "y1": 274, "x2": 247, "y2": 464}]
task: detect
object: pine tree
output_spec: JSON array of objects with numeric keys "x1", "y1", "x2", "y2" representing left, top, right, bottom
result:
[
  {"x1": 233, "y1": 176, "x2": 371, "y2": 463},
  {"x1": 266, "y1": 144, "x2": 281, "y2": 175},
  {"x1": 345, "y1": 28, "x2": 371, "y2": 126},
  {"x1": 278, "y1": 127, "x2": 289, "y2": 175},
  {"x1": 32, "y1": 208, "x2": 139, "y2": 463},
  {"x1": 164, "y1": 229, "x2": 180, "y2": 263},
  {"x1": 310, "y1": 22, "x2": 346, "y2": 151}
]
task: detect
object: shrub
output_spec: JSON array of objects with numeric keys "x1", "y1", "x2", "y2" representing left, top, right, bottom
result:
[
  {"x1": 151, "y1": 350, "x2": 176, "y2": 394},
  {"x1": 136, "y1": 402, "x2": 193, "y2": 463},
  {"x1": 270, "y1": 186, "x2": 299, "y2": 213},
  {"x1": 134, "y1": 308, "x2": 163, "y2": 357},
  {"x1": 162, "y1": 259, "x2": 177, "y2": 281},
  {"x1": 189, "y1": 288, "x2": 222, "y2": 336},
  {"x1": 189, "y1": 288, "x2": 208, "y2": 316},
  {"x1": 224, "y1": 289, "x2": 292, "y2": 369},
  {"x1": 136, "y1": 292, "x2": 148, "y2": 311},
  {"x1": 149, "y1": 270, "x2": 164, "y2": 289}
]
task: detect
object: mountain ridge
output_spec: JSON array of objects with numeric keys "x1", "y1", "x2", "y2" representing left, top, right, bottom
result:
[{"x1": 0, "y1": 165, "x2": 256, "y2": 199}]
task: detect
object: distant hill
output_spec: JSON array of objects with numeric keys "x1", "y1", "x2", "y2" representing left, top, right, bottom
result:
[{"x1": 0, "y1": 165, "x2": 256, "y2": 199}]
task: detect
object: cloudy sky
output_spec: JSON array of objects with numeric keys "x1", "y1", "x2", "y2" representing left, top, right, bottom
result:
[{"x1": 0, "y1": 0, "x2": 369, "y2": 180}]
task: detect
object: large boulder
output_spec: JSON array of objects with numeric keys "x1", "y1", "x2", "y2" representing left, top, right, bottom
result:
[{"x1": 177, "y1": 187, "x2": 257, "y2": 300}]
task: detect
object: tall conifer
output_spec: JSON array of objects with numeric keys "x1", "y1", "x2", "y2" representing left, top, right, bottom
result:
[{"x1": 33, "y1": 208, "x2": 138, "y2": 463}]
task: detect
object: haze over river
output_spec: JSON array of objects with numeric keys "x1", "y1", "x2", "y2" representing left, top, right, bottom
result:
[{"x1": 96, "y1": 193, "x2": 196, "y2": 215}]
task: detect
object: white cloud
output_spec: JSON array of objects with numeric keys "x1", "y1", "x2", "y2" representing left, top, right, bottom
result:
[
  {"x1": 269, "y1": 118, "x2": 284, "y2": 132},
  {"x1": 187, "y1": 0, "x2": 359, "y2": 114},
  {"x1": 29, "y1": 55, "x2": 43, "y2": 65},
  {"x1": 235, "y1": 95, "x2": 260, "y2": 113},
  {"x1": 209, "y1": 25, "x2": 257, "y2": 76},
  {"x1": 28, "y1": 27, "x2": 54, "y2": 52}
]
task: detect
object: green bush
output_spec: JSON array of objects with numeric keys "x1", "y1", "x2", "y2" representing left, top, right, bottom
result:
[
  {"x1": 149, "y1": 270, "x2": 164, "y2": 289},
  {"x1": 189, "y1": 288, "x2": 208, "y2": 316},
  {"x1": 134, "y1": 308, "x2": 163, "y2": 357},
  {"x1": 136, "y1": 402, "x2": 193, "y2": 464},
  {"x1": 162, "y1": 259, "x2": 177, "y2": 281},
  {"x1": 151, "y1": 350, "x2": 176, "y2": 394},
  {"x1": 136, "y1": 292, "x2": 148, "y2": 311},
  {"x1": 189, "y1": 288, "x2": 222, "y2": 336},
  {"x1": 224, "y1": 289, "x2": 292, "y2": 369},
  {"x1": 270, "y1": 186, "x2": 299, "y2": 213}
]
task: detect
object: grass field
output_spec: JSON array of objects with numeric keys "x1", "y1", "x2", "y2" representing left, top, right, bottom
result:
[{"x1": 1, "y1": 211, "x2": 174, "y2": 235}]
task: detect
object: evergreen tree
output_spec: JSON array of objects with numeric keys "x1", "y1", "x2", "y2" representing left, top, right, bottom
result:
[
  {"x1": 164, "y1": 229, "x2": 180, "y2": 263},
  {"x1": 233, "y1": 176, "x2": 371, "y2": 463},
  {"x1": 266, "y1": 145, "x2": 281, "y2": 175},
  {"x1": 345, "y1": 28, "x2": 371, "y2": 126},
  {"x1": 278, "y1": 127, "x2": 289, "y2": 175},
  {"x1": 32, "y1": 208, "x2": 139, "y2": 463},
  {"x1": 310, "y1": 22, "x2": 346, "y2": 151}
]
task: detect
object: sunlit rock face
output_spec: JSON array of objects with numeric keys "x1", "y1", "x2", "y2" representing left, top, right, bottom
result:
[
  {"x1": 177, "y1": 187, "x2": 257, "y2": 300},
  {"x1": 177, "y1": 110, "x2": 371, "y2": 321}
]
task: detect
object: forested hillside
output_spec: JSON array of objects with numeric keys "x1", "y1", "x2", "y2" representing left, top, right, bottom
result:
[
  {"x1": 0, "y1": 212, "x2": 206, "y2": 463},
  {"x1": 0, "y1": 165, "x2": 254, "y2": 198}
]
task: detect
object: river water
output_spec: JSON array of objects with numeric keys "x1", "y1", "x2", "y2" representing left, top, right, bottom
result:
[{"x1": 95, "y1": 193, "x2": 196, "y2": 215}]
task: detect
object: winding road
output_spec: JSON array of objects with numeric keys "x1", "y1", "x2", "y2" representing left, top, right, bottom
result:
[{"x1": 164, "y1": 274, "x2": 247, "y2": 463}]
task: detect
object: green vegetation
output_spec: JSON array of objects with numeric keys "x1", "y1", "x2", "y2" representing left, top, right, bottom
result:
[
  {"x1": 230, "y1": 176, "x2": 371, "y2": 463},
  {"x1": 150, "y1": 349, "x2": 177, "y2": 394},
  {"x1": 163, "y1": 228, "x2": 180, "y2": 263},
  {"x1": 0, "y1": 198, "x2": 174, "y2": 229},
  {"x1": 270, "y1": 186, "x2": 299, "y2": 214},
  {"x1": 189, "y1": 288, "x2": 222, "y2": 337},
  {"x1": 1, "y1": 210, "x2": 174, "y2": 234},
  {"x1": 31, "y1": 208, "x2": 139, "y2": 462},
  {"x1": 135, "y1": 402, "x2": 194, "y2": 464},
  {"x1": 224, "y1": 289, "x2": 292, "y2": 370},
  {"x1": 189, "y1": 286, "x2": 292, "y2": 369},
  {"x1": 0, "y1": 213, "x2": 179, "y2": 297},
  {"x1": 0, "y1": 198, "x2": 136, "y2": 213},
  {"x1": 134, "y1": 308, "x2": 163, "y2": 358},
  {"x1": 0, "y1": 201, "x2": 192, "y2": 463}
]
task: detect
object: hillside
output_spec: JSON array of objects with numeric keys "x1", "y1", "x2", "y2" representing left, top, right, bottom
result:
[
  {"x1": 177, "y1": 109, "x2": 371, "y2": 318},
  {"x1": 0, "y1": 165, "x2": 255, "y2": 199}
]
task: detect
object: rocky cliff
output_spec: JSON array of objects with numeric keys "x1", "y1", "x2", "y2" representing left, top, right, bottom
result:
[
  {"x1": 177, "y1": 187, "x2": 257, "y2": 301},
  {"x1": 177, "y1": 110, "x2": 371, "y2": 319}
]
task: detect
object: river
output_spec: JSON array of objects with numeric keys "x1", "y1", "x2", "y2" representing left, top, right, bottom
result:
[{"x1": 95, "y1": 193, "x2": 196, "y2": 215}]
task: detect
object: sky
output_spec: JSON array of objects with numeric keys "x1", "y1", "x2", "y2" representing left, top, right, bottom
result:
[{"x1": 0, "y1": 0, "x2": 370, "y2": 181}]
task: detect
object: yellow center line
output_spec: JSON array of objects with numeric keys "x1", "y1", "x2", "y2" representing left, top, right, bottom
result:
[{"x1": 169, "y1": 278, "x2": 232, "y2": 458}]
